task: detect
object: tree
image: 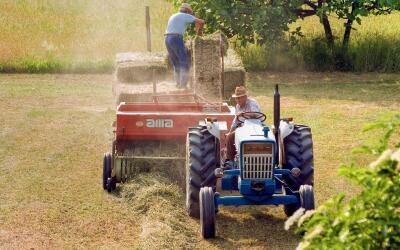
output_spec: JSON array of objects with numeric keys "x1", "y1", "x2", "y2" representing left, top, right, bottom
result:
[
  {"x1": 311, "y1": 0, "x2": 400, "y2": 48},
  {"x1": 169, "y1": 0, "x2": 303, "y2": 45},
  {"x1": 170, "y1": 1, "x2": 400, "y2": 48}
]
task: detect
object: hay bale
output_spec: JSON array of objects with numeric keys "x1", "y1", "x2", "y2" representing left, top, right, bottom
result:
[
  {"x1": 223, "y1": 49, "x2": 246, "y2": 100},
  {"x1": 224, "y1": 48, "x2": 243, "y2": 68},
  {"x1": 193, "y1": 36, "x2": 223, "y2": 102},
  {"x1": 113, "y1": 81, "x2": 194, "y2": 104},
  {"x1": 223, "y1": 67, "x2": 246, "y2": 100},
  {"x1": 202, "y1": 31, "x2": 229, "y2": 56},
  {"x1": 115, "y1": 52, "x2": 168, "y2": 83}
]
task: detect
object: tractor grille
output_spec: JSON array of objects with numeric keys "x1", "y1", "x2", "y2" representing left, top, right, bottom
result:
[{"x1": 242, "y1": 154, "x2": 274, "y2": 179}]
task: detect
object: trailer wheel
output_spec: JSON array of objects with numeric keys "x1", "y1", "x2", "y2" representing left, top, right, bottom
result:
[
  {"x1": 103, "y1": 153, "x2": 112, "y2": 190},
  {"x1": 283, "y1": 124, "x2": 314, "y2": 216},
  {"x1": 186, "y1": 126, "x2": 219, "y2": 218},
  {"x1": 200, "y1": 187, "x2": 216, "y2": 239},
  {"x1": 106, "y1": 177, "x2": 116, "y2": 193},
  {"x1": 300, "y1": 185, "x2": 315, "y2": 210}
]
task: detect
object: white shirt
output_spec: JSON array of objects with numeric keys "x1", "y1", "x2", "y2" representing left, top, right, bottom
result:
[{"x1": 232, "y1": 98, "x2": 261, "y2": 129}]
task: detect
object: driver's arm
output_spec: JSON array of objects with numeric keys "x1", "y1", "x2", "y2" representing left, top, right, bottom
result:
[
  {"x1": 229, "y1": 110, "x2": 244, "y2": 133},
  {"x1": 229, "y1": 117, "x2": 238, "y2": 133}
]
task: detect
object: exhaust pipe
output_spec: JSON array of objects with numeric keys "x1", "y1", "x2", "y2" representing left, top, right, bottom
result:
[{"x1": 274, "y1": 85, "x2": 280, "y2": 163}]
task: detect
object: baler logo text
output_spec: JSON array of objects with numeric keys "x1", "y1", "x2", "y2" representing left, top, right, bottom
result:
[{"x1": 146, "y1": 119, "x2": 173, "y2": 128}]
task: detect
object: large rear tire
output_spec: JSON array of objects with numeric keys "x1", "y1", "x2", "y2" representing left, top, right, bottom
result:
[
  {"x1": 200, "y1": 187, "x2": 216, "y2": 239},
  {"x1": 186, "y1": 126, "x2": 219, "y2": 218},
  {"x1": 283, "y1": 124, "x2": 314, "y2": 216}
]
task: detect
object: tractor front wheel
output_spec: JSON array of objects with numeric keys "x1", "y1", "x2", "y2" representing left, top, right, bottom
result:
[
  {"x1": 299, "y1": 185, "x2": 315, "y2": 210},
  {"x1": 200, "y1": 187, "x2": 216, "y2": 239},
  {"x1": 186, "y1": 126, "x2": 220, "y2": 218}
]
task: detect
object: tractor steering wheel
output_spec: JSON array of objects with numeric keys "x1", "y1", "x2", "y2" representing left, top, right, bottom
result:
[{"x1": 237, "y1": 111, "x2": 267, "y2": 124}]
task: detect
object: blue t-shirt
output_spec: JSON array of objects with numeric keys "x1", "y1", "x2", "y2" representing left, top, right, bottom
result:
[{"x1": 165, "y1": 13, "x2": 196, "y2": 35}]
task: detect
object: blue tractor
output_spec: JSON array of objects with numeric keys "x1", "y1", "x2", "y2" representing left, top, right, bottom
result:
[{"x1": 185, "y1": 85, "x2": 315, "y2": 238}]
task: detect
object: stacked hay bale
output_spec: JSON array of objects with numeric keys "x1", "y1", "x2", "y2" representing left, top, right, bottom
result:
[
  {"x1": 115, "y1": 52, "x2": 168, "y2": 83},
  {"x1": 113, "y1": 52, "x2": 191, "y2": 103},
  {"x1": 192, "y1": 35, "x2": 223, "y2": 102},
  {"x1": 192, "y1": 32, "x2": 245, "y2": 102},
  {"x1": 223, "y1": 49, "x2": 246, "y2": 100},
  {"x1": 113, "y1": 32, "x2": 246, "y2": 104}
]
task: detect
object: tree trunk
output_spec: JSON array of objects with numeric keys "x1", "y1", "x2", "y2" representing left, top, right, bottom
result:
[
  {"x1": 343, "y1": 1, "x2": 357, "y2": 48},
  {"x1": 343, "y1": 19, "x2": 353, "y2": 48},
  {"x1": 321, "y1": 14, "x2": 334, "y2": 48}
]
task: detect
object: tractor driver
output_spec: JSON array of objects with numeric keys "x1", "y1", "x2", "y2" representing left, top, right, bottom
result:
[
  {"x1": 165, "y1": 3, "x2": 205, "y2": 89},
  {"x1": 226, "y1": 86, "x2": 262, "y2": 162}
]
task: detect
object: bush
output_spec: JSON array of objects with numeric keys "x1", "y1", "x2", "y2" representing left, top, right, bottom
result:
[
  {"x1": 235, "y1": 41, "x2": 303, "y2": 71},
  {"x1": 286, "y1": 113, "x2": 400, "y2": 250},
  {"x1": 236, "y1": 35, "x2": 400, "y2": 72}
]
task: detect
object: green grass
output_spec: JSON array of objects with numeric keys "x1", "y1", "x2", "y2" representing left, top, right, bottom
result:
[
  {"x1": 0, "y1": 0, "x2": 173, "y2": 73},
  {"x1": 1, "y1": 1, "x2": 399, "y2": 73},
  {"x1": 0, "y1": 73, "x2": 399, "y2": 248}
]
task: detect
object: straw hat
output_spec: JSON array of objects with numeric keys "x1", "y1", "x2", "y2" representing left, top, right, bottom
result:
[
  {"x1": 181, "y1": 3, "x2": 193, "y2": 13},
  {"x1": 232, "y1": 86, "x2": 248, "y2": 98}
]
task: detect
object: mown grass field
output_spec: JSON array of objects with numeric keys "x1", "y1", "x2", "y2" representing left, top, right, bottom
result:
[
  {"x1": 0, "y1": 0, "x2": 173, "y2": 72},
  {"x1": 1, "y1": 1, "x2": 399, "y2": 72},
  {"x1": 1, "y1": 73, "x2": 399, "y2": 249}
]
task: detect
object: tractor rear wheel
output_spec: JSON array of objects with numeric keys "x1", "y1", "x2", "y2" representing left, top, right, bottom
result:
[
  {"x1": 186, "y1": 126, "x2": 220, "y2": 218},
  {"x1": 283, "y1": 124, "x2": 314, "y2": 216},
  {"x1": 103, "y1": 153, "x2": 112, "y2": 190},
  {"x1": 200, "y1": 187, "x2": 216, "y2": 239}
]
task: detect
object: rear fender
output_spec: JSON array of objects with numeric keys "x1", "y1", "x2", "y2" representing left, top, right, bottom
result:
[
  {"x1": 203, "y1": 121, "x2": 226, "y2": 140},
  {"x1": 280, "y1": 120, "x2": 294, "y2": 140}
]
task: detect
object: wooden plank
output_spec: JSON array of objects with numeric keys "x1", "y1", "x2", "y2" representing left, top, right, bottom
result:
[{"x1": 145, "y1": 6, "x2": 151, "y2": 52}]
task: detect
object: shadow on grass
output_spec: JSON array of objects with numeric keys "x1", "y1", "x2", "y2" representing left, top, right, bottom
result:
[
  {"x1": 248, "y1": 72, "x2": 400, "y2": 105},
  {"x1": 208, "y1": 207, "x2": 299, "y2": 249}
]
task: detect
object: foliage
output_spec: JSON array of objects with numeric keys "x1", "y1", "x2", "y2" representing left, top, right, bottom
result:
[
  {"x1": 321, "y1": 0, "x2": 400, "y2": 46},
  {"x1": 169, "y1": 0, "x2": 303, "y2": 45},
  {"x1": 326, "y1": 0, "x2": 400, "y2": 24},
  {"x1": 286, "y1": 113, "x2": 400, "y2": 250},
  {"x1": 237, "y1": 32, "x2": 400, "y2": 72}
]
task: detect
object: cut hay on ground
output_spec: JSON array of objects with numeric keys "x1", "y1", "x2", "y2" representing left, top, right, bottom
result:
[
  {"x1": 120, "y1": 140, "x2": 186, "y2": 189},
  {"x1": 115, "y1": 52, "x2": 169, "y2": 83},
  {"x1": 119, "y1": 173, "x2": 199, "y2": 249}
]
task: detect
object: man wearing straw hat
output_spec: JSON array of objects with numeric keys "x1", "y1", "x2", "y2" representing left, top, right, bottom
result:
[
  {"x1": 226, "y1": 86, "x2": 262, "y2": 161},
  {"x1": 165, "y1": 3, "x2": 205, "y2": 89}
]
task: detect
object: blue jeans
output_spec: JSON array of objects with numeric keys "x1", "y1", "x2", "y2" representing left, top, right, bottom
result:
[{"x1": 165, "y1": 35, "x2": 190, "y2": 87}]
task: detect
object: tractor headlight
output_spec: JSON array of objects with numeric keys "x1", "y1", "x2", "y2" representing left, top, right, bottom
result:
[{"x1": 243, "y1": 142, "x2": 273, "y2": 154}]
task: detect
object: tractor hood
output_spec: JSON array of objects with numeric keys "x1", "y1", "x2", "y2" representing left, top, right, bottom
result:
[{"x1": 235, "y1": 120, "x2": 275, "y2": 147}]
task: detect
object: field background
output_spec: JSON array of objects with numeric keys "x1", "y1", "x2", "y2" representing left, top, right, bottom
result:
[
  {"x1": 1, "y1": 0, "x2": 400, "y2": 248},
  {"x1": 1, "y1": 1, "x2": 399, "y2": 72},
  {"x1": 1, "y1": 73, "x2": 399, "y2": 248}
]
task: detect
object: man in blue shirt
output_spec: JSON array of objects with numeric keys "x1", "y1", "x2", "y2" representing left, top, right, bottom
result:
[{"x1": 165, "y1": 3, "x2": 204, "y2": 89}]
